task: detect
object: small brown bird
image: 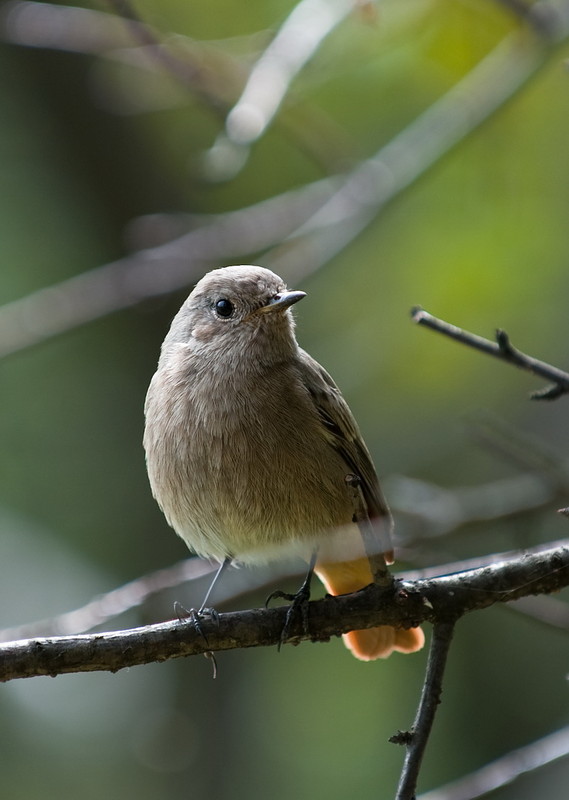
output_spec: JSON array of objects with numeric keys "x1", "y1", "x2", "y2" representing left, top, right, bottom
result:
[{"x1": 144, "y1": 265, "x2": 424, "y2": 660}]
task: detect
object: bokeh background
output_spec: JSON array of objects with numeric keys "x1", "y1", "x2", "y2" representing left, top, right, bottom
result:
[{"x1": 1, "y1": 0, "x2": 569, "y2": 797}]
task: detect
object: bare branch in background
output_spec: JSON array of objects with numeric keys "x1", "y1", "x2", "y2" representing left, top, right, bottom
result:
[
  {"x1": 2, "y1": 0, "x2": 231, "y2": 113},
  {"x1": 0, "y1": 557, "x2": 217, "y2": 641},
  {"x1": 411, "y1": 307, "x2": 569, "y2": 399},
  {"x1": 493, "y1": 0, "x2": 560, "y2": 35},
  {"x1": 0, "y1": 180, "x2": 335, "y2": 358},
  {"x1": 1, "y1": 1, "x2": 357, "y2": 166},
  {"x1": 388, "y1": 412, "x2": 569, "y2": 555},
  {"x1": 417, "y1": 725, "x2": 569, "y2": 800},
  {"x1": 2, "y1": 2, "x2": 359, "y2": 167},
  {"x1": 1, "y1": 6, "x2": 569, "y2": 356},
  {"x1": 104, "y1": 0, "x2": 229, "y2": 113},
  {"x1": 265, "y1": 13, "x2": 569, "y2": 277},
  {"x1": 389, "y1": 472, "x2": 562, "y2": 539},
  {"x1": 203, "y1": 0, "x2": 354, "y2": 180},
  {"x1": 2, "y1": 0, "x2": 138, "y2": 53}
]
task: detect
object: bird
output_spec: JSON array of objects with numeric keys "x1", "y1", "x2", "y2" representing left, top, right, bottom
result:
[{"x1": 143, "y1": 265, "x2": 424, "y2": 660}]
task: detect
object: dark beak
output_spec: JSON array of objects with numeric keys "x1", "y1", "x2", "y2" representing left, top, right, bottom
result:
[{"x1": 259, "y1": 290, "x2": 306, "y2": 314}]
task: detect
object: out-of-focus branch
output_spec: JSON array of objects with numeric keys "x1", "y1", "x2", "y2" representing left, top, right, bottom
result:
[
  {"x1": 2, "y1": 2, "x2": 358, "y2": 167},
  {"x1": 393, "y1": 622, "x2": 456, "y2": 800},
  {"x1": 203, "y1": 0, "x2": 354, "y2": 180},
  {"x1": 2, "y1": 0, "x2": 230, "y2": 113},
  {"x1": 104, "y1": 0, "x2": 227, "y2": 111},
  {"x1": 389, "y1": 472, "x2": 563, "y2": 539},
  {"x1": 417, "y1": 724, "x2": 569, "y2": 800},
  {"x1": 265, "y1": 9, "x2": 569, "y2": 277},
  {"x1": 2, "y1": 4, "x2": 569, "y2": 356},
  {"x1": 411, "y1": 307, "x2": 569, "y2": 399},
  {"x1": 0, "y1": 180, "x2": 334, "y2": 358},
  {"x1": 1, "y1": 540, "x2": 568, "y2": 682},
  {"x1": 2, "y1": 1, "x2": 137, "y2": 53},
  {"x1": 389, "y1": 413, "x2": 569, "y2": 550},
  {"x1": 493, "y1": 0, "x2": 559, "y2": 35},
  {"x1": 508, "y1": 593, "x2": 569, "y2": 632},
  {"x1": 0, "y1": 557, "x2": 217, "y2": 642}
]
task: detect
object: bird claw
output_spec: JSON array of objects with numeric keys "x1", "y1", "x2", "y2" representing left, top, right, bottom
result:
[
  {"x1": 265, "y1": 589, "x2": 296, "y2": 606},
  {"x1": 173, "y1": 601, "x2": 220, "y2": 647},
  {"x1": 266, "y1": 583, "x2": 312, "y2": 651}
]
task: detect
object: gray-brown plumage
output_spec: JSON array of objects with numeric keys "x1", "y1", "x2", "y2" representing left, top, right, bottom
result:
[{"x1": 143, "y1": 265, "x2": 424, "y2": 660}]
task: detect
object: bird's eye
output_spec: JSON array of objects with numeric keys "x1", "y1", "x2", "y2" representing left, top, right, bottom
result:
[{"x1": 215, "y1": 298, "x2": 234, "y2": 318}]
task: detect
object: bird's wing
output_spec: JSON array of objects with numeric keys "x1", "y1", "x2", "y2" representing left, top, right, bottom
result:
[{"x1": 296, "y1": 349, "x2": 393, "y2": 544}]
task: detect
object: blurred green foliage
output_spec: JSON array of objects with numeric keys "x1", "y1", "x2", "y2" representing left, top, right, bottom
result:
[{"x1": 1, "y1": 0, "x2": 569, "y2": 798}]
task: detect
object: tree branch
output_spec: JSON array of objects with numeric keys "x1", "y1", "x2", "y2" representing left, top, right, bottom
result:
[
  {"x1": 394, "y1": 622, "x2": 456, "y2": 800},
  {"x1": 1, "y1": 540, "x2": 568, "y2": 682},
  {"x1": 411, "y1": 307, "x2": 569, "y2": 400}
]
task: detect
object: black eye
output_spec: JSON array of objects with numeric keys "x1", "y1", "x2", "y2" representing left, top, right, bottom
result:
[{"x1": 215, "y1": 299, "x2": 234, "y2": 318}]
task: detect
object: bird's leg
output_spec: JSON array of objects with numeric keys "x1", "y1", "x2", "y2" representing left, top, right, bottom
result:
[
  {"x1": 199, "y1": 557, "x2": 231, "y2": 613},
  {"x1": 174, "y1": 557, "x2": 231, "y2": 644},
  {"x1": 266, "y1": 550, "x2": 317, "y2": 649}
]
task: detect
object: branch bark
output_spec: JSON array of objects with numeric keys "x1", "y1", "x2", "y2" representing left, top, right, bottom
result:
[
  {"x1": 1, "y1": 540, "x2": 568, "y2": 682},
  {"x1": 394, "y1": 622, "x2": 456, "y2": 800},
  {"x1": 411, "y1": 307, "x2": 569, "y2": 399}
]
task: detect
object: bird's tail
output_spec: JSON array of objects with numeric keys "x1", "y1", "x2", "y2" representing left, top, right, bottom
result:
[{"x1": 314, "y1": 557, "x2": 424, "y2": 661}]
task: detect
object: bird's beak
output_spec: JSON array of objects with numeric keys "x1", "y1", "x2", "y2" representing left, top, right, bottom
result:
[{"x1": 258, "y1": 290, "x2": 307, "y2": 314}]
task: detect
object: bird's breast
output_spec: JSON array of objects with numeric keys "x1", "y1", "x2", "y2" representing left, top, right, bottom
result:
[{"x1": 144, "y1": 360, "x2": 355, "y2": 562}]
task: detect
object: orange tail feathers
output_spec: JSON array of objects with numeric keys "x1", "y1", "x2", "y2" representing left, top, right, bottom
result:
[{"x1": 315, "y1": 558, "x2": 424, "y2": 661}]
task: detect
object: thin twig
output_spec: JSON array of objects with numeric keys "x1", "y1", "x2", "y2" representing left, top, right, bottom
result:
[
  {"x1": 393, "y1": 622, "x2": 456, "y2": 800},
  {"x1": 411, "y1": 307, "x2": 569, "y2": 400},
  {"x1": 1, "y1": 540, "x2": 568, "y2": 682},
  {"x1": 417, "y1": 724, "x2": 569, "y2": 800}
]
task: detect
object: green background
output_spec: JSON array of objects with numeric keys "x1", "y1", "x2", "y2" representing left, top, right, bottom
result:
[{"x1": 1, "y1": 0, "x2": 569, "y2": 797}]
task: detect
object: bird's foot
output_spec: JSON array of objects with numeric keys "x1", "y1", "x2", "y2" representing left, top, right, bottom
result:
[
  {"x1": 266, "y1": 577, "x2": 312, "y2": 651},
  {"x1": 173, "y1": 601, "x2": 220, "y2": 646}
]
